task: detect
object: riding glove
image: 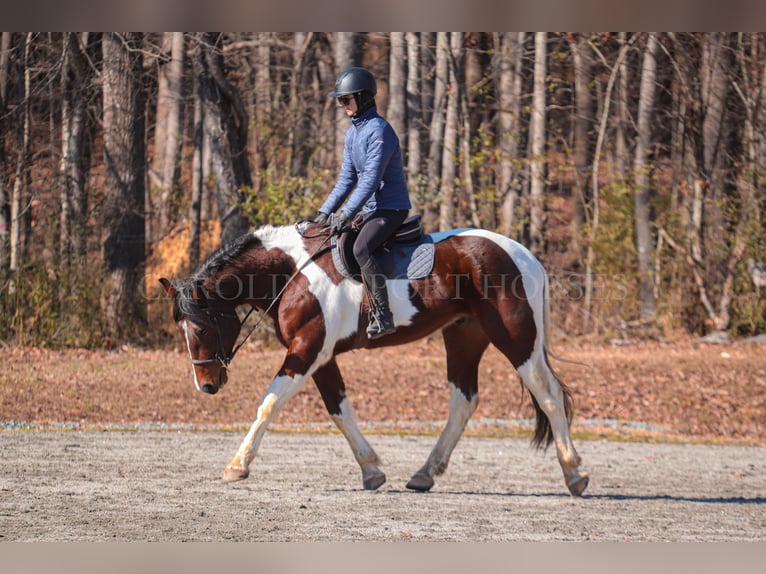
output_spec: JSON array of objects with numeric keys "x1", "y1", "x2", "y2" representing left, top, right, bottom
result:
[
  {"x1": 329, "y1": 212, "x2": 348, "y2": 235},
  {"x1": 314, "y1": 211, "x2": 329, "y2": 226}
]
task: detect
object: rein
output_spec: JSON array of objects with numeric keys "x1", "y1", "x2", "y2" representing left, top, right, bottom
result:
[{"x1": 190, "y1": 222, "x2": 333, "y2": 370}]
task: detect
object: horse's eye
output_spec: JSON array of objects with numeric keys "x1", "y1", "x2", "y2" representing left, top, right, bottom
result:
[{"x1": 198, "y1": 328, "x2": 208, "y2": 337}]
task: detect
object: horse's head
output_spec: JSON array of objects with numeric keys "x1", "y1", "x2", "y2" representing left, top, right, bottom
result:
[{"x1": 160, "y1": 277, "x2": 243, "y2": 395}]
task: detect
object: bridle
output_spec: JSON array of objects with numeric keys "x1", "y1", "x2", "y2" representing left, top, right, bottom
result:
[
  {"x1": 185, "y1": 221, "x2": 335, "y2": 372},
  {"x1": 187, "y1": 296, "x2": 255, "y2": 370}
]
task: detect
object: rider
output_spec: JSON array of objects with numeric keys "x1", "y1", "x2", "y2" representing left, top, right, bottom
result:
[{"x1": 314, "y1": 67, "x2": 411, "y2": 340}]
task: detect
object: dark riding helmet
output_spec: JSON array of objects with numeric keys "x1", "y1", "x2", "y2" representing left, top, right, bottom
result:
[{"x1": 328, "y1": 67, "x2": 377, "y2": 98}]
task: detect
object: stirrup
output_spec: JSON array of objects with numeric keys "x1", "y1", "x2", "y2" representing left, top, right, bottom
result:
[{"x1": 366, "y1": 310, "x2": 396, "y2": 340}]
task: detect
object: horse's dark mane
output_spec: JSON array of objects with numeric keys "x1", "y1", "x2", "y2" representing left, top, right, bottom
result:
[
  {"x1": 172, "y1": 231, "x2": 261, "y2": 326},
  {"x1": 190, "y1": 231, "x2": 260, "y2": 284}
]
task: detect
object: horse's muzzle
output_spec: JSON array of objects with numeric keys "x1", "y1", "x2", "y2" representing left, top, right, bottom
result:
[{"x1": 200, "y1": 367, "x2": 228, "y2": 395}]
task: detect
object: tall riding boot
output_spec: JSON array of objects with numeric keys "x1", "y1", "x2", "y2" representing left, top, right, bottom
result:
[{"x1": 360, "y1": 259, "x2": 396, "y2": 339}]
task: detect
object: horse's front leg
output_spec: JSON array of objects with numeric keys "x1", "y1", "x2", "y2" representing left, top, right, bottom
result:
[
  {"x1": 222, "y1": 343, "x2": 318, "y2": 482},
  {"x1": 313, "y1": 359, "x2": 386, "y2": 490},
  {"x1": 407, "y1": 320, "x2": 488, "y2": 491}
]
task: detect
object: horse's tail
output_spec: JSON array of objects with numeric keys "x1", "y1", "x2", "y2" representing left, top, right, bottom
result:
[{"x1": 529, "y1": 267, "x2": 575, "y2": 450}]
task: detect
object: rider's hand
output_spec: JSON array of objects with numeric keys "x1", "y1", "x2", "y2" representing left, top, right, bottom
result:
[
  {"x1": 314, "y1": 211, "x2": 329, "y2": 226},
  {"x1": 329, "y1": 212, "x2": 348, "y2": 235}
]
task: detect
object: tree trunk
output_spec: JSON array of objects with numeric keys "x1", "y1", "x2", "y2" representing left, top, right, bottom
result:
[
  {"x1": 570, "y1": 33, "x2": 593, "y2": 264},
  {"x1": 614, "y1": 32, "x2": 630, "y2": 181},
  {"x1": 59, "y1": 32, "x2": 91, "y2": 264},
  {"x1": 10, "y1": 33, "x2": 32, "y2": 277},
  {"x1": 426, "y1": 32, "x2": 449, "y2": 230},
  {"x1": 528, "y1": 32, "x2": 547, "y2": 255},
  {"x1": 405, "y1": 32, "x2": 423, "y2": 215},
  {"x1": 461, "y1": 34, "x2": 479, "y2": 228},
  {"x1": 197, "y1": 33, "x2": 251, "y2": 245},
  {"x1": 333, "y1": 33, "x2": 356, "y2": 165},
  {"x1": 102, "y1": 32, "x2": 147, "y2": 338},
  {"x1": 288, "y1": 32, "x2": 313, "y2": 176},
  {"x1": 633, "y1": 32, "x2": 659, "y2": 321},
  {"x1": 252, "y1": 32, "x2": 272, "y2": 183},
  {"x1": 497, "y1": 32, "x2": 524, "y2": 238},
  {"x1": 156, "y1": 32, "x2": 185, "y2": 237},
  {"x1": 387, "y1": 32, "x2": 406, "y2": 143},
  {"x1": 438, "y1": 33, "x2": 461, "y2": 231},
  {"x1": 189, "y1": 51, "x2": 205, "y2": 273},
  {"x1": 0, "y1": 32, "x2": 12, "y2": 271},
  {"x1": 700, "y1": 32, "x2": 731, "y2": 285}
]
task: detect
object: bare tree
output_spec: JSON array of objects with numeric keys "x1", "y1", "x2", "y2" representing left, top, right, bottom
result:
[
  {"x1": 288, "y1": 32, "x2": 314, "y2": 175},
  {"x1": 10, "y1": 33, "x2": 32, "y2": 278},
  {"x1": 387, "y1": 32, "x2": 406, "y2": 142},
  {"x1": 614, "y1": 32, "x2": 631, "y2": 181},
  {"x1": 497, "y1": 32, "x2": 525, "y2": 238},
  {"x1": 59, "y1": 32, "x2": 91, "y2": 265},
  {"x1": 528, "y1": 32, "x2": 547, "y2": 255},
  {"x1": 196, "y1": 33, "x2": 251, "y2": 245},
  {"x1": 189, "y1": 48, "x2": 205, "y2": 273},
  {"x1": 0, "y1": 32, "x2": 12, "y2": 271},
  {"x1": 425, "y1": 32, "x2": 449, "y2": 230},
  {"x1": 438, "y1": 33, "x2": 461, "y2": 231},
  {"x1": 153, "y1": 32, "x2": 185, "y2": 237},
  {"x1": 333, "y1": 33, "x2": 357, "y2": 165},
  {"x1": 633, "y1": 32, "x2": 659, "y2": 320},
  {"x1": 405, "y1": 32, "x2": 423, "y2": 214},
  {"x1": 102, "y1": 32, "x2": 147, "y2": 338},
  {"x1": 570, "y1": 33, "x2": 593, "y2": 264}
]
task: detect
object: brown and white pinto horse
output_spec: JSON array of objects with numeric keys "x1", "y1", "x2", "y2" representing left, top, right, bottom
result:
[{"x1": 159, "y1": 223, "x2": 589, "y2": 496}]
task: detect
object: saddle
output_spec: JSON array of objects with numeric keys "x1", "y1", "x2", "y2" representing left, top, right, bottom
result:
[{"x1": 331, "y1": 214, "x2": 435, "y2": 282}]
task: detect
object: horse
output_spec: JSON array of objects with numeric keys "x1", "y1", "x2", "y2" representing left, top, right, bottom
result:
[{"x1": 159, "y1": 221, "x2": 589, "y2": 496}]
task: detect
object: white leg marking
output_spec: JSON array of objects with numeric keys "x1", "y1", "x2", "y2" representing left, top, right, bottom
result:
[
  {"x1": 423, "y1": 384, "x2": 478, "y2": 476},
  {"x1": 516, "y1": 351, "x2": 579, "y2": 470},
  {"x1": 332, "y1": 397, "x2": 382, "y2": 469},
  {"x1": 228, "y1": 373, "x2": 308, "y2": 471}
]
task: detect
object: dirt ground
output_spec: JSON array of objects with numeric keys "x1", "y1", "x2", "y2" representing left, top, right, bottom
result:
[
  {"x1": 1, "y1": 339, "x2": 765, "y2": 542},
  {"x1": 1, "y1": 431, "x2": 765, "y2": 541}
]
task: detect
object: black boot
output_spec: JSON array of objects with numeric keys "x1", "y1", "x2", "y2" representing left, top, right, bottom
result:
[{"x1": 360, "y1": 259, "x2": 396, "y2": 340}]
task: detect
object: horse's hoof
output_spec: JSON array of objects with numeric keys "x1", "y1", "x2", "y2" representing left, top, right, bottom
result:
[
  {"x1": 363, "y1": 471, "x2": 386, "y2": 491},
  {"x1": 406, "y1": 472, "x2": 434, "y2": 492},
  {"x1": 566, "y1": 472, "x2": 589, "y2": 497},
  {"x1": 222, "y1": 466, "x2": 249, "y2": 482}
]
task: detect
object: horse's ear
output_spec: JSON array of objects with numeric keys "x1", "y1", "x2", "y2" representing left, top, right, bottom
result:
[{"x1": 159, "y1": 278, "x2": 176, "y2": 296}]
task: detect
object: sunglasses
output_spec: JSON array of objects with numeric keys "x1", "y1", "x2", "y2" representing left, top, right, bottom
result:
[{"x1": 336, "y1": 95, "x2": 354, "y2": 106}]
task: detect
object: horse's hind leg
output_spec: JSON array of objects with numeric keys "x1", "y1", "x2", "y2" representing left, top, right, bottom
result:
[
  {"x1": 514, "y1": 347, "x2": 589, "y2": 497},
  {"x1": 313, "y1": 359, "x2": 386, "y2": 491},
  {"x1": 407, "y1": 319, "x2": 489, "y2": 491}
]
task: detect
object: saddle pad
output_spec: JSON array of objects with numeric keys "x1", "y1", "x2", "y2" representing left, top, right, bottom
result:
[{"x1": 331, "y1": 235, "x2": 435, "y2": 281}]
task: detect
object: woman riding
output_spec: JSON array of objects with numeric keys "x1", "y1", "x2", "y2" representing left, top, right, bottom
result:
[{"x1": 314, "y1": 67, "x2": 411, "y2": 340}]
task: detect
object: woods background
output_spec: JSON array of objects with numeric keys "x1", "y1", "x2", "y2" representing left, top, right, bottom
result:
[{"x1": 0, "y1": 32, "x2": 764, "y2": 347}]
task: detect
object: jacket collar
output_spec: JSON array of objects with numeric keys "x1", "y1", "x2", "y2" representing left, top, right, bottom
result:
[{"x1": 351, "y1": 105, "x2": 378, "y2": 127}]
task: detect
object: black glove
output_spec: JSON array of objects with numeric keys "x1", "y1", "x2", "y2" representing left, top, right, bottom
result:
[
  {"x1": 329, "y1": 212, "x2": 348, "y2": 235},
  {"x1": 314, "y1": 211, "x2": 329, "y2": 226}
]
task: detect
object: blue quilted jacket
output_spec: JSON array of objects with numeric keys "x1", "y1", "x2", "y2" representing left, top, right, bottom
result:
[{"x1": 320, "y1": 106, "x2": 411, "y2": 218}]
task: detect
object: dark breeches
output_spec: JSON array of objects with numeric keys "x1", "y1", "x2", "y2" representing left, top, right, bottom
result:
[{"x1": 352, "y1": 210, "x2": 408, "y2": 268}]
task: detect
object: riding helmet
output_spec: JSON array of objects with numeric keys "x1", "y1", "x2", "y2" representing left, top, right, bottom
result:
[{"x1": 329, "y1": 67, "x2": 377, "y2": 98}]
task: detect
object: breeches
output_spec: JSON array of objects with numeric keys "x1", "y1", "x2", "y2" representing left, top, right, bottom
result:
[{"x1": 352, "y1": 209, "x2": 409, "y2": 268}]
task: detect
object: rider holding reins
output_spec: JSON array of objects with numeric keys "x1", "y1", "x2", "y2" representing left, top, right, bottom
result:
[{"x1": 314, "y1": 67, "x2": 412, "y2": 340}]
